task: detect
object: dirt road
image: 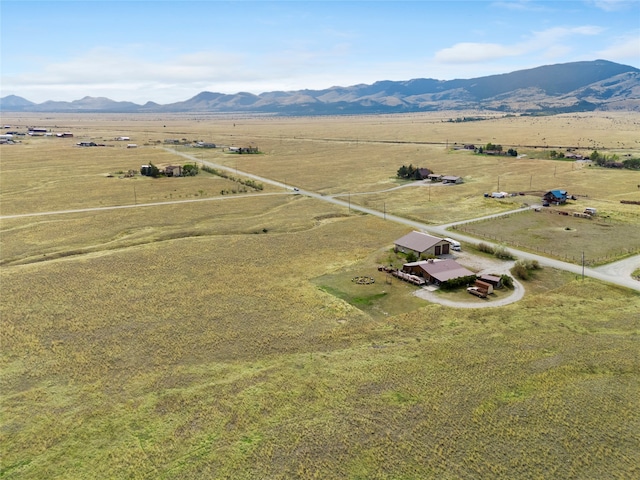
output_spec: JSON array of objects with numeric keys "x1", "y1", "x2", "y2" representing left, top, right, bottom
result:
[{"x1": 4, "y1": 148, "x2": 638, "y2": 295}]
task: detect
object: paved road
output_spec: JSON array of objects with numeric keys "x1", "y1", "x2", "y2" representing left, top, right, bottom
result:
[{"x1": 4, "y1": 147, "x2": 638, "y2": 294}]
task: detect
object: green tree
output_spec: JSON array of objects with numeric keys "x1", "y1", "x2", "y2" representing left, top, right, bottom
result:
[{"x1": 183, "y1": 164, "x2": 199, "y2": 176}]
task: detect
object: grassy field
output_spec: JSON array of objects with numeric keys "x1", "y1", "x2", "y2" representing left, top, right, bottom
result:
[
  {"x1": 2, "y1": 112, "x2": 640, "y2": 479},
  {"x1": 453, "y1": 207, "x2": 640, "y2": 265}
]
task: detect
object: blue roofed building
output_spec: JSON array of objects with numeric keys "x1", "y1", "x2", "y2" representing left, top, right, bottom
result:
[{"x1": 543, "y1": 189, "x2": 568, "y2": 205}]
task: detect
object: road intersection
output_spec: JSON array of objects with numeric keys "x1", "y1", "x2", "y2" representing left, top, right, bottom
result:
[{"x1": 3, "y1": 147, "x2": 638, "y2": 294}]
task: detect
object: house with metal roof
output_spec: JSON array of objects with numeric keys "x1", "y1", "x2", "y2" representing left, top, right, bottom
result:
[
  {"x1": 394, "y1": 231, "x2": 451, "y2": 257},
  {"x1": 543, "y1": 189, "x2": 568, "y2": 205},
  {"x1": 402, "y1": 259, "x2": 476, "y2": 285}
]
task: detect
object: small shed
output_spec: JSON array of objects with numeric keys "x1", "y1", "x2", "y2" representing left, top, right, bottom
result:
[
  {"x1": 474, "y1": 279, "x2": 494, "y2": 294},
  {"x1": 479, "y1": 274, "x2": 502, "y2": 288},
  {"x1": 427, "y1": 174, "x2": 442, "y2": 182},
  {"x1": 442, "y1": 175, "x2": 463, "y2": 184},
  {"x1": 164, "y1": 165, "x2": 182, "y2": 177}
]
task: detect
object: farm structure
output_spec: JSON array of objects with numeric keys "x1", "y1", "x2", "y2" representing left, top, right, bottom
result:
[
  {"x1": 442, "y1": 175, "x2": 463, "y2": 184},
  {"x1": 164, "y1": 165, "x2": 182, "y2": 177},
  {"x1": 474, "y1": 279, "x2": 494, "y2": 294},
  {"x1": 416, "y1": 168, "x2": 433, "y2": 179},
  {"x1": 426, "y1": 174, "x2": 463, "y2": 184},
  {"x1": 402, "y1": 259, "x2": 475, "y2": 286},
  {"x1": 394, "y1": 231, "x2": 451, "y2": 257},
  {"x1": 543, "y1": 189, "x2": 569, "y2": 205},
  {"x1": 478, "y1": 274, "x2": 502, "y2": 289}
]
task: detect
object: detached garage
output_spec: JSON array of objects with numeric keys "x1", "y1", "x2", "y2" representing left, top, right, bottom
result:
[{"x1": 394, "y1": 231, "x2": 450, "y2": 257}]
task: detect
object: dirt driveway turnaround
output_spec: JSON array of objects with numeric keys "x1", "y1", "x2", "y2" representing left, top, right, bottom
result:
[{"x1": 412, "y1": 253, "x2": 525, "y2": 309}]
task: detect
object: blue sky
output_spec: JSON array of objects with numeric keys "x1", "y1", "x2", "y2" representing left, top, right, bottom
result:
[{"x1": 1, "y1": 0, "x2": 639, "y2": 103}]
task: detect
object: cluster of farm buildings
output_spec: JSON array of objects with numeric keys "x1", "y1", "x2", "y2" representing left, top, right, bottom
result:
[{"x1": 386, "y1": 230, "x2": 502, "y2": 297}]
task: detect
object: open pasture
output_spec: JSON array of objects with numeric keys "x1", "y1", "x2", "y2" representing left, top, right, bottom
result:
[
  {"x1": 454, "y1": 206, "x2": 640, "y2": 265},
  {"x1": 2, "y1": 112, "x2": 640, "y2": 479}
]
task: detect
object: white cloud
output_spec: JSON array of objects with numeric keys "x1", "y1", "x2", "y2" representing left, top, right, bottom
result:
[
  {"x1": 589, "y1": 0, "x2": 635, "y2": 12},
  {"x1": 434, "y1": 25, "x2": 604, "y2": 64},
  {"x1": 434, "y1": 43, "x2": 522, "y2": 63},
  {"x1": 490, "y1": 0, "x2": 553, "y2": 12},
  {"x1": 596, "y1": 34, "x2": 640, "y2": 62}
]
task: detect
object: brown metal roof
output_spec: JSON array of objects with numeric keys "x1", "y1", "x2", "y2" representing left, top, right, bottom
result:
[
  {"x1": 410, "y1": 259, "x2": 475, "y2": 283},
  {"x1": 394, "y1": 231, "x2": 444, "y2": 253}
]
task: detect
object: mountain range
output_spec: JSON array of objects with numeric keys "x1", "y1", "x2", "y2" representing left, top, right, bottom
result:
[{"x1": 2, "y1": 60, "x2": 639, "y2": 115}]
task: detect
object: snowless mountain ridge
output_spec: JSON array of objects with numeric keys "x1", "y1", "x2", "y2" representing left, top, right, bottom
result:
[{"x1": 2, "y1": 60, "x2": 639, "y2": 115}]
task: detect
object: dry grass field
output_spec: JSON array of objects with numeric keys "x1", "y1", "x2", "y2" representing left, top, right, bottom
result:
[{"x1": 1, "y1": 112, "x2": 640, "y2": 479}]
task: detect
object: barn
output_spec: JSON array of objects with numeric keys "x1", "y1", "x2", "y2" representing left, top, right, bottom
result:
[{"x1": 394, "y1": 231, "x2": 451, "y2": 257}]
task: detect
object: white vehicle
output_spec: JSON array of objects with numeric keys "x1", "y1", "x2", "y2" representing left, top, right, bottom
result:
[{"x1": 444, "y1": 237, "x2": 461, "y2": 251}]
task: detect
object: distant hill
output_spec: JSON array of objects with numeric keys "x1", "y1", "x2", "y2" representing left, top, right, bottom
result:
[{"x1": 2, "y1": 60, "x2": 639, "y2": 115}]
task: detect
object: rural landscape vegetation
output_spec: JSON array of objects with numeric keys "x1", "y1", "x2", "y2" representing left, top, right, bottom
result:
[{"x1": 2, "y1": 59, "x2": 640, "y2": 479}]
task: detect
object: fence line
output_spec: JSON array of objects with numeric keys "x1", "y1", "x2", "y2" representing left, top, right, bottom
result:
[{"x1": 454, "y1": 224, "x2": 639, "y2": 266}]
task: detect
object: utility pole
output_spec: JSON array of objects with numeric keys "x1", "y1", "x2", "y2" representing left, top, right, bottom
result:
[
  {"x1": 383, "y1": 202, "x2": 386, "y2": 220},
  {"x1": 582, "y1": 251, "x2": 585, "y2": 281},
  {"x1": 133, "y1": 186, "x2": 137, "y2": 205}
]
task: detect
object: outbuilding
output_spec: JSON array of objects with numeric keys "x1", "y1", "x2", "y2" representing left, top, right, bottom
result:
[
  {"x1": 394, "y1": 231, "x2": 451, "y2": 257},
  {"x1": 479, "y1": 274, "x2": 502, "y2": 289},
  {"x1": 441, "y1": 175, "x2": 463, "y2": 184}
]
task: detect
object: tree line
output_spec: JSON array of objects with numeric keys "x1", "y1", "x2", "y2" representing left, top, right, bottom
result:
[{"x1": 396, "y1": 164, "x2": 431, "y2": 180}]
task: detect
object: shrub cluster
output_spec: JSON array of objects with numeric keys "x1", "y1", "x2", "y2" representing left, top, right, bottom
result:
[
  {"x1": 500, "y1": 274, "x2": 514, "y2": 289},
  {"x1": 202, "y1": 165, "x2": 264, "y2": 190},
  {"x1": 477, "y1": 242, "x2": 514, "y2": 260},
  {"x1": 182, "y1": 164, "x2": 199, "y2": 176},
  {"x1": 477, "y1": 242, "x2": 494, "y2": 254},
  {"x1": 440, "y1": 275, "x2": 477, "y2": 290},
  {"x1": 512, "y1": 259, "x2": 541, "y2": 280}
]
